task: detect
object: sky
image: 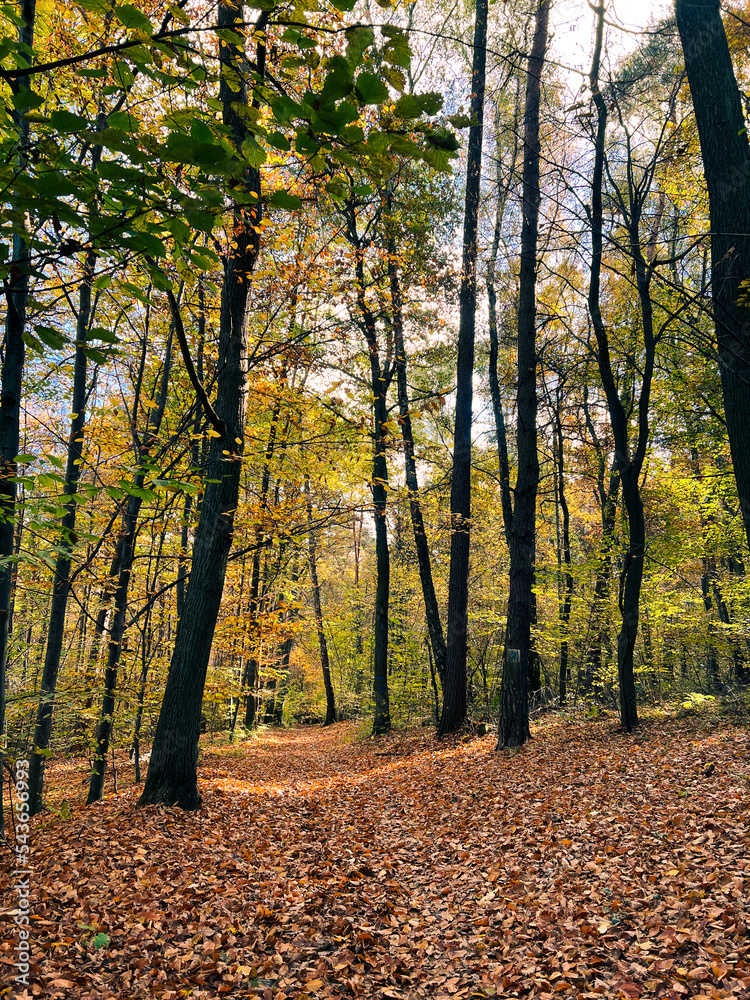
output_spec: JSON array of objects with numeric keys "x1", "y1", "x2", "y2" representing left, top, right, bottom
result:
[{"x1": 551, "y1": 0, "x2": 674, "y2": 83}]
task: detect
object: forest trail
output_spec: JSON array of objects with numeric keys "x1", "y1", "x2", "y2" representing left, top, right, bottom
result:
[{"x1": 3, "y1": 714, "x2": 750, "y2": 999}]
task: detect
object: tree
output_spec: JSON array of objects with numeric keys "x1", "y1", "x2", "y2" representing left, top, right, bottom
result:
[
  {"x1": 675, "y1": 0, "x2": 750, "y2": 555},
  {"x1": 497, "y1": 0, "x2": 550, "y2": 749},
  {"x1": 0, "y1": 0, "x2": 35, "y2": 834},
  {"x1": 139, "y1": 1, "x2": 266, "y2": 808},
  {"x1": 440, "y1": 0, "x2": 489, "y2": 735}
]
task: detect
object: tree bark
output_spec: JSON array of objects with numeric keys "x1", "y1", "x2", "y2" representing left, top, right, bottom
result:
[
  {"x1": 675, "y1": 0, "x2": 750, "y2": 554},
  {"x1": 497, "y1": 0, "x2": 549, "y2": 749},
  {"x1": 0, "y1": 0, "x2": 36, "y2": 835},
  {"x1": 139, "y1": 1, "x2": 264, "y2": 808},
  {"x1": 304, "y1": 475, "x2": 336, "y2": 725},
  {"x1": 553, "y1": 391, "x2": 573, "y2": 705},
  {"x1": 344, "y1": 194, "x2": 393, "y2": 736},
  {"x1": 440, "y1": 0, "x2": 489, "y2": 735}
]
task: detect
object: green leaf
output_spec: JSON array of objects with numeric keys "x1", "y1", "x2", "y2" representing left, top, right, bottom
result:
[
  {"x1": 271, "y1": 95, "x2": 301, "y2": 125},
  {"x1": 111, "y1": 59, "x2": 135, "y2": 87},
  {"x1": 365, "y1": 131, "x2": 390, "y2": 154},
  {"x1": 114, "y1": 4, "x2": 152, "y2": 31},
  {"x1": 107, "y1": 110, "x2": 141, "y2": 132},
  {"x1": 89, "y1": 327, "x2": 118, "y2": 344},
  {"x1": 448, "y1": 113, "x2": 476, "y2": 129},
  {"x1": 91, "y1": 933, "x2": 110, "y2": 950},
  {"x1": 184, "y1": 208, "x2": 216, "y2": 233},
  {"x1": 241, "y1": 137, "x2": 267, "y2": 167},
  {"x1": 341, "y1": 124, "x2": 365, "y2": 144},
  {"x1": 49, "y1": 109, "x2": 88, "y2": 132},
  {"x1": 320, "y1": 56, "x2": 354, "y2": 104},
  {"x1": 76, "y1": 0, "x2": 110, "y2": 13},
  {"x1": 10, "y1": 87, "x2": 44, "y2": 113},
  {"x1": 34, "y1": 325, "x2": 67, "y2": 350},
  {"x1": 267, "y1": 191, "x2": 302, "y2": 210},
  {"x1": 393, "y1": 92, "x2": 443, "y2": 118},
  {"x1": 355, "y1": 73, "x2": 389, "y2": 106},
  {"x1": 83, "y1": 347, "x2": 108, "y2": 364},
  {"x1": 425, "y1": 129, "x2": 460, "y2": 152},
  {"x1": 267, "y1": 131, "x2": 291, "y2": 152},
  {"x1": 382, "y1": 27, "x2": 411, "y2": 69},
  {"x1": 345, "y1": 25, "x2": 374, "y2": 67}
]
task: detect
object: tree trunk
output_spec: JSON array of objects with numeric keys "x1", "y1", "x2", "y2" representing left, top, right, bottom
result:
[
  {"x1": 139, "y1": 1, "x2": 264, "y2": 808},
  {"x1": 387, "y1": 210, "x2": 446, "y2": 685},
  {"x1": 675, "y1": 0, "x2": 750, "y2": 554},
  {"x1": 28, "y1": 248, "x2": 95, "y2": 815},
  {"x1": 440, "y1": 0, "x2": 489, "y2": 735},
  {"x1": 497, "y1": 0, "x2": 549, "y2": 749},
  {"x1": 0, "y1": 0, "x2": 36, "y2": 835},
  {"x1": 304, "y1": 474, "x2": 336, "y2": 725},
  {"x1": 554, "y1": 396, "x2": 573, "y2": 706},
  {"x1": 487, "y1": 89, "x2": 522, "y2": 550}
]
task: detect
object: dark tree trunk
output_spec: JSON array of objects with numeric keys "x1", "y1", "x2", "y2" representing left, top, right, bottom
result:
[
  {"x1": 553, "y1": 395, "x2": 573, "y2": 705},
  {"x1": 675, "y1": 0, "x2": 750, "y2": 554},
  {"x1": 497, "y1": 0, "x2": 549, "y2": 749},
  {"x1": 371, "y1": 394, "x2": 391, "y2": 735},
  {"x1": 304, "y1": 474, "x2": 336, "y2": 725},
  {"x1": 712, "y1": 574, "x2": 750, "y2": 684},
  {"x1": 344, "y1": 195, "x2": 393, "y2": 736},
  {"x1": 387, "y1": 212, "x2": 446, "y2": 685},
  {"x1": 585, "y1": 0, "x2": 666, "y2": 733},
  {"x1": 582, "y1": 388, "x2": 620, "y2": 692},
  {"x1": 243, "y1": 386, "x2": 283, "y2": 730},
  {"x1": 28, "y1": 248, "x2": 95, "y2": 815},
  {"x1": 0, "y1": 0, "x2": 36, "y2": 834},
  {"x1": 440, "y1": 0, "x2": 488, "y2": 735},
  {"x1": 487, "y1": 89, "x2": 522, "y2": 551},
  {"x1": 139, "y1": 2, "x2": 264, "y2": 808},
  {"x1": 176, "y1": 290, "x2": 204, "y2": 620}
]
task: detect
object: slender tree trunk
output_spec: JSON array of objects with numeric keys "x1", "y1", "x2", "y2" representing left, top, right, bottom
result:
[
  {"x1": 497, "y1": 0, "x2": 549, "y2": 748},
  {"x1": 304, "y1": 475, "x2": 336, "y2": 725},
  {"x1": 440, "y1": 0, "x2": 489, "y2": 735},
  {"x1": 344, "y1": 195, "x2": 393, "y2": 735},
  {"x1": 675, "y1": 0, "x2": 750, "y2": 554},
  {"x1": 371, "y1": 390, "x2": 391, "y2": 735},
  {"x1": 0, "y1": 0, "x2": 36, "y2": 835},
  {"x1": 585, "y1": 0, "x2": 664, "y2": 733},
  {"x1": 582, "y1": 387, "x2": 620, "y2": 692},
  {"x1": 28, "y1": 248, "x2": 95, "y2": 815},
  {"x1": 487, "y1": 90, "x2": 522, "y2": 550},
  {"x1": 243, "y1": 387, "x2": 283, "y2": 729},
  {"x1": 554, "y1": 396, "x2": 573, "y2": 705},
  {"x1": 139, "y1": 2, "x2": 264, "y2": 808},
  {"x1": 176, "y1": 289, "x2": 204, "y2": 620},
  {"x1": 387, "y1": 209, "x2": 446, "y2": 685}
]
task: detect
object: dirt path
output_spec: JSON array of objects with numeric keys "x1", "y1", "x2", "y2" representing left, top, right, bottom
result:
[{"x1": 2, "y1": 715, "x2": 749, "y2": 998}]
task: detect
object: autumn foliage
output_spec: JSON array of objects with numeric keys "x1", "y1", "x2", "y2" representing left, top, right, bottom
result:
[{"x1": 3, "y1": 714, "x2": 749, "y2": 999}]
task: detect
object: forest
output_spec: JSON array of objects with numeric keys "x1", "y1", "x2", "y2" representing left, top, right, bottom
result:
[
  {"x1": 1, "y1": 0, "x2": 750, "y2": 996},
  {"x1": 0, "y1": 0, "x2": 747, "y2": 823}
]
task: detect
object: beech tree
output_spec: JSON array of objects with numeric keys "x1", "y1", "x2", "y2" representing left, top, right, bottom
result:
[
  {"x1": 497, "y1": 0, "x2": 550, "y2": 749},
  {"x1": 675, "y1": 0, "x2": 750, "y2": 555}
]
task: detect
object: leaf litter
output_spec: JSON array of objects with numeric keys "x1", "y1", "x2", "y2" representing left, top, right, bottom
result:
[{"x1": 1, "y1": 714, "x2": 749, "y2": 999}]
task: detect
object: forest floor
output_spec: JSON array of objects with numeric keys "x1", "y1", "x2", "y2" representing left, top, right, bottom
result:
[{"x1": 1, "y1": 709, "x2": 750, "y2": 999}]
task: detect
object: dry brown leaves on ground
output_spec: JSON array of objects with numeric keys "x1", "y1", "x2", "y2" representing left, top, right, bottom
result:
[{"x1": 1, "y1": 713, "x2": 749, "y2": 1000}]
